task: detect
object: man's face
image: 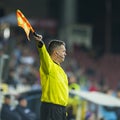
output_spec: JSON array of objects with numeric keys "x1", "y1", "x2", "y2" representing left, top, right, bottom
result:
[
  {"x1": 20, "y1": 99, "x2": 27, "y2": 107},
  {"x1": 55, "y1": 45, "x2": 66, "y2": 63},
  {"x1": 5, "y1": 98, "x2": 11, "y2": 104}
]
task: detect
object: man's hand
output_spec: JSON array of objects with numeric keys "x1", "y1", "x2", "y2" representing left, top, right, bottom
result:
[
  {"x1": 33, "y1": 32, "x2": 44, "y2": 48},
  {"x1": 33, "y1": 32, "x2": 42, "y2": 41}
]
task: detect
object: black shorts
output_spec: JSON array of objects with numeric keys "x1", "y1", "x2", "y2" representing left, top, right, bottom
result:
[{"x1": 40, "y1": 102, "x2": 67, "y2": 120}]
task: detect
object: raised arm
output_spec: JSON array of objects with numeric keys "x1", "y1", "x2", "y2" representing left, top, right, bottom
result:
[{"x1": 33, "y1": 33, "x2": 52, "y2": 74}]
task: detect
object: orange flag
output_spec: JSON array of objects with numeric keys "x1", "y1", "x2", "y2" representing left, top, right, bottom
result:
[{"x1": 16, "y1": 9, "x2": 35, "y2": 40}]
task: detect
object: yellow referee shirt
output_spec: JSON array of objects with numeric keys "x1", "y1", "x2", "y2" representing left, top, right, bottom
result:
[{"x1": 38, "y1": 44, "x2": 68, "y2": 106}]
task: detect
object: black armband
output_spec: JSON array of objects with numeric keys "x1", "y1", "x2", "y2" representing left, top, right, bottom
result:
[{"x1": 38, "y1": 40, "x2": 44, "y2": 48}]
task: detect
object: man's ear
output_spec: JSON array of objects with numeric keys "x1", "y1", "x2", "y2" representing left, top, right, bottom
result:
[
  {"x1": 51, "y1": 50, "x2": 56, "y2": 56},
  {"x1": 53, "y1": 50, "x2": 57, "y2": 54}
]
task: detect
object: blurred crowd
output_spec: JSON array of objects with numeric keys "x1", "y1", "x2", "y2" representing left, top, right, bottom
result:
[
  {"x1": 0, "y1": 31, "x2": 120, "y2": 120},
  {"x1": 1, "y1": 94, "x2": 37, "y2": 120},
  {"x1": 0, "y1": 34, "x2": 41, "y2": 93}
]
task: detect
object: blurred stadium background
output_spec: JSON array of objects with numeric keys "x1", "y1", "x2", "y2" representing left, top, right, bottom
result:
[{"x1": 0, "y1": 0, "x2": 120, "y2": 120}]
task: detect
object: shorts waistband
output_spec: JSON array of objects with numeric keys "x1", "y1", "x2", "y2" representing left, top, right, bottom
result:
[{"x1": 41, "y1": 102, "x2": 66, "y2": 108}]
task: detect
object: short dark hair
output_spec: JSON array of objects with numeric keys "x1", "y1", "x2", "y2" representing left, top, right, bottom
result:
[
  {"x1": 4, "y1": 94, "x2": 11, "y2": 99},
  {"x1": 17, "y1": 96, "x2": 26, "y2": 102},
  {"x1": 48, "y1": 40, "x2": 65, "y2": 55}
]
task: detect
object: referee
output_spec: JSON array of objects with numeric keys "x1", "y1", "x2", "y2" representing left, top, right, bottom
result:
[{"x1": 34, "y1": 34, "x2": 69, "y2": 120}]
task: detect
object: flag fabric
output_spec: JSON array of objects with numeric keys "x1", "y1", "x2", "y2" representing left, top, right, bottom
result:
[{"x1": 16, "y1": 9, "x2": 35, "y2": 40}]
